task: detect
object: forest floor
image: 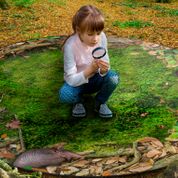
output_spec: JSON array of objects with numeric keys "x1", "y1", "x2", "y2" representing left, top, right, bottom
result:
[{"x1": 0, "y1": 0, "x2": 178, "y2": 48}]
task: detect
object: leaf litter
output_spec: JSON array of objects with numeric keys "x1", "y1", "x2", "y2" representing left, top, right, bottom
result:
[{"x1": 0, "y1": 0, "x2": 177, "y2": 48}]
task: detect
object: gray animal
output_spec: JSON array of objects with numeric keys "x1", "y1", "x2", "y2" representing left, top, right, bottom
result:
[{"x1": 13, "y1": 147, "x2": 82, "y2": 168}]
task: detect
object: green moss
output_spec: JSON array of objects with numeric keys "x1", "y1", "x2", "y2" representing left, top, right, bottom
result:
[{"x1": 0, "y1": 46, "x2": 177, "y2": 151}]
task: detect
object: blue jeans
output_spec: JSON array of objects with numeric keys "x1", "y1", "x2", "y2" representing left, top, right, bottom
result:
[{"x1": 59, "y1": 70, "x2": 119, "y2": 104}]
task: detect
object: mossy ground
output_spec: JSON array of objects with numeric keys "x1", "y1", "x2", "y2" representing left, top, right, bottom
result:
[{"x1": 0, "y1": 46, "x2": 177, "y2": 152}]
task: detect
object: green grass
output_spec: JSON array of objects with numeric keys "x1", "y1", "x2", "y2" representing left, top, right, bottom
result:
[
  {"x1": 48, "y1": 0, "x2": 67, "y2": 6},
  {"x1": 0, "y1": 46, "x2": 177, "y2": 152},
  {"x1": 112, "y1": 20, "x2": 153, "y2": 28},
  {"x1": 153, "y1": 5, "x2": 178, "y2": 16},
  {"x1": 12, "y1": 0, "x2": 35, "y2": 8},
  {"x1": 111, "y1": 1, "x2": 178, "y2": 17}
]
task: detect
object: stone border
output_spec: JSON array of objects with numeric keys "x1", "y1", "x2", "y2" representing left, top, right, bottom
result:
[{"x1": 0, "y1": 36, "x2": 177, "y2": 68}]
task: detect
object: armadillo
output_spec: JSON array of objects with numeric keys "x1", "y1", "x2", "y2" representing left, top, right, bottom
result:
[{"x1": 13, "y1": 147, "x2": 82, "y2": 168}]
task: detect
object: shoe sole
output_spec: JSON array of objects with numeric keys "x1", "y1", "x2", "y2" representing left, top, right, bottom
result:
[
  {"x1": 72, "y1": 113, "x2": 86, "y2": 118},
  {"x1": 94, "y1": 109, "x2": 113, "y2": 118},
  {"x1": 99, "y1": 114, "x2": 113, "y2": 118}
]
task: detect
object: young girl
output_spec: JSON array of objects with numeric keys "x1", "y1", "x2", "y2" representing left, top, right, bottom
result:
[{"x1": 59, "y1": 5, "x2": 119, "y2": 118}]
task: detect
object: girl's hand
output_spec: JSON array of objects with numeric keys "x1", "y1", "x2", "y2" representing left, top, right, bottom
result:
[
  {"x1": 84, "y1": 60, "x2": 99, "y2": 78},
  {"x1": 98, "y1": 59, "x2": 109, "y2": 74},
  {"x1": 91, "y1": 59, "x2": 99, "y2": 72}
]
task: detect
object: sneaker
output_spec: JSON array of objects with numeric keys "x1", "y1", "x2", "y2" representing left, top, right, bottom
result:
[
  {"x1": 72, "y1": 103, "x2": 86, "y2": 118},
  {"x1": 95, "y1": 104, "x2": 113, "y2": 118}
]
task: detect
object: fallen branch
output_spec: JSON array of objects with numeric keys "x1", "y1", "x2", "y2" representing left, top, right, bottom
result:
[
  {"x1": 108, "y1": 142, "x2": 141, "y2": 172},
  {"x1": 85, "y1": 147, "x2": 134, "y2": 159},
  {"x1": 0, "y1": 36, "x2": 67, "y2": 59}
]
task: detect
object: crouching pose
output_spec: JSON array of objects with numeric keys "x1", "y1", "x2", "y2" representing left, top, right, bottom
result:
[{"x1": 59, "y1": 5, "x2": 119, "y2": 118}]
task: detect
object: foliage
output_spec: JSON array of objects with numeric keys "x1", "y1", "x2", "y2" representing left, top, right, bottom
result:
[
  {"x1": 12, "y1": 0, "x2": 35, "y2": 8},
  {"x1": 0, "y1": 46, "x2": 177, "y2": 151},
  {"x1": 112, "y1": 20, "x2": 153, "y2": 28}
]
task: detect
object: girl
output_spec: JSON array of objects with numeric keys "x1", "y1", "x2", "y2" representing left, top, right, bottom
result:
[{"x1": 59, "y1": 5, "x2": 119, "y2": 118}]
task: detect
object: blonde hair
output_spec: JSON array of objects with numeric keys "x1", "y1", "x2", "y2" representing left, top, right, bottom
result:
[{"x1": 72, "y1": 5, "x2": 104, "y2": 33}]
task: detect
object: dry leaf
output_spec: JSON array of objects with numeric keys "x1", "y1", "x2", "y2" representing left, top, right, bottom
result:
[
  {"x1": 129, "y1": 160, "x2": 153, "y2": 173},
  {"x1": 138, "y1": 137, "x2": 164, "y2": 148},
  {"x1": 146, "y1": 149, "x2": 162, "y2": 158},
  {"x1": 102, "y1": 170, "x2": 112, "y2": 176},
  {"x1": 92, "y1": 158, "x2": 102, "y2": 163},
  {"x1": 118, "y1": 156, "x2": 127, "y2": 163},
  {"x1": 6, "y1": 119, "x2": 21, "y2": 129},
  {"x1": 0, "y1": 151, "x2": 15, "y2": 159},
  {"x1": 72, "y1": 160, "x2": 89, "y2": 168},
  {"x1": 159, "y1": 149, "x2": 167, "y2": 158},
  {"x1": 75, "y1": 169, "x2": 89, "y2": 176},
  {"x1": 105, "y1": 157, "x2": 118, "y2": 164},
  {"x1": 1, "y1": 133, "x2": 7, "y2": 139},
  {"x1": 46, "y1": 166, "x2": 57, "y2": 173}
]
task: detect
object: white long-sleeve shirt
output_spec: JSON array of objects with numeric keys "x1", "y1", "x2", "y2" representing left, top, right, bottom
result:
[{"x1": 63, "y1": 32, "x2": 110, "y2": 87}]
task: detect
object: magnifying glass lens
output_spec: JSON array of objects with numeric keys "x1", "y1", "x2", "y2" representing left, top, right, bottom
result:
[{"x1": 92, "y1": 47, "x2": 106, "y2": 59}]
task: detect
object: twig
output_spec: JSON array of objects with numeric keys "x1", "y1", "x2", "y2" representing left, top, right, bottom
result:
[
  {"x1": 85, "y1": 148, "x2": 134, "y2": 159},
  {"x1": 18, "y1": 128, "x2": 25, "y2": 152},
  {"x1": 107, "y1": 142, "x2": 141, "y2": 172},
  {"x1": 0, "y1": 93, "x2": 4, "y2": 103},
  {"x1": 14, "y1": 114, "x2": 25, "y2": 152}
]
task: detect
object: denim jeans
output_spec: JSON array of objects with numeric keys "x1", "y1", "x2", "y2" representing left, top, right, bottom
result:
[{"x1": 59, "y1": 70, "x2": 119, "y2": 104}]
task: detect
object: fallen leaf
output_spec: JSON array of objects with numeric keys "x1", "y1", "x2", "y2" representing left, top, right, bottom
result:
[
  {"x1": 105, "y1": 157, "x2": 119, "y2": 164},
  {"x1": 1, "y1": 133, "x2": 7, "y2": 139},
  {"x1": 75, "y1": 169, "x2": 89, "y2": 176},
  {"x1": 159, "y1": 149, "x2": 167, "y2": 158},
  {"x1": 138, "y1": 137, "x2": 164, "y2": 148},
  {"x1": 94, "y1": 166, "x2": 103, "y2": 176},
  {"x1": 46, "y1": 166, "x2": 57, "y2": 173},
  {"x1": 0, "y1": 151, "x2": 15, "y2": 159},
  {"x1": 60, "y1": 166, "x2": 79, "y2": 175},
  {"x1": 146, "y1": 149, "x2": 162, "y2": 158},
  {"x1": 118, "y1": 156, "x2": 127, "y2": 163},
  {"x1": 102, "y1": 170, "x2": 112, "y2": 176},
  {"x1": 92, "y1": 158, "x2": 102, "y2": 163},
  {"x1": 129, "y1": 160, "x2": 153, "y2": 173},
  {"x1": 6, "y1": 119, "x2": 20, "y2": 129},
  {"x1": 72, "y1": 160, "x2": 89, "y2": 168}
]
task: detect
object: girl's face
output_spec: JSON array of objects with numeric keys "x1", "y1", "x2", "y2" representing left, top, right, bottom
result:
[{"x1": 78, "y1": 31, "x2": 101, "y2": 47}]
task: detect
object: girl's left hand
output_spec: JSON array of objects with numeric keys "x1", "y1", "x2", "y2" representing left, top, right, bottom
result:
[{"x1": 97, "y1": 59, "x2": 109, "y2": 74}]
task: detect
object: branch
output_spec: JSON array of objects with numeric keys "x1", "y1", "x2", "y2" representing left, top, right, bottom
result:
[{"x1": 108, "y1": 142, "x2": 141, "y2": 172}]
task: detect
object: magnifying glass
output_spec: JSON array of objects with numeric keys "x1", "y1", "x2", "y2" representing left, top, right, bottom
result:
[{"x1": 92, "y1": 47, "x2": 106, "y2": 59}]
